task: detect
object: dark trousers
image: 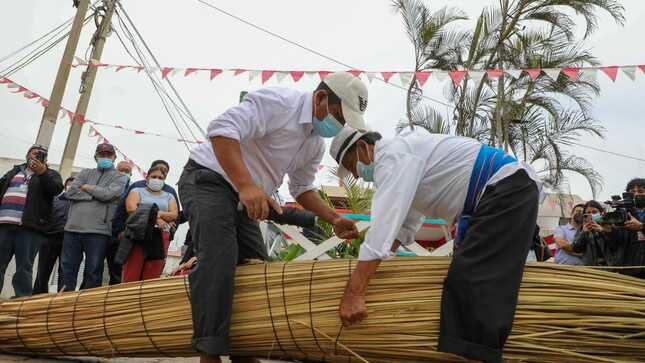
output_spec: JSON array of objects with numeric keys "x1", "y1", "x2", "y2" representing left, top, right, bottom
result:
[
  {"x1": 106, "y1": 239, "x2": 122, "y2": 285},
  {"x1": 438, "y1": 170, "x2": 539, "y2": 363},
  {"x1": 178, "y1": 160, "x2": 268, "y2": 356},
  {"x1": 0, "y1": 225, "x2": 45, "y2": 297},
  {"x1": 61, "y1": 231, "x2": 109, "y2": 291},
  {"x1": 33, "y1": 233, "x2": 64, "y2": 295}
]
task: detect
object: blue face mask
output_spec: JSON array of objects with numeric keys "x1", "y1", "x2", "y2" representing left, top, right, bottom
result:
[
  {"x1": 591, "y1": 213, "x2": 602, "y2": 223},
  {"x1": 312, "y1": 114, "x2": 343, "y2": 138},
  {"x1": 357, "y1": 160, "x2": 375, "y2": 182},
  {"x1": 97, "y1": 158, "x2": 113, "y2": 169}
]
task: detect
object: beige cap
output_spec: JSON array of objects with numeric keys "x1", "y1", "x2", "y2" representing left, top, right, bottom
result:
[{"x1": 323, "y1": 72, "x2": 368, "y2": 130}]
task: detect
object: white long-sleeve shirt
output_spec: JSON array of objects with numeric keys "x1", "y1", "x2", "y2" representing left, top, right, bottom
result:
[
  {"x1": 359, "y1": 128, "x2": 544, "y2": 261},
  {"x1": 190, "y1": 88, "x2": 324, "y2": 199}
]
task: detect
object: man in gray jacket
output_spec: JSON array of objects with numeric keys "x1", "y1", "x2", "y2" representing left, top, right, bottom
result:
[{"x1": 61, "y1": 143, "x2": 128, "y2": 291}]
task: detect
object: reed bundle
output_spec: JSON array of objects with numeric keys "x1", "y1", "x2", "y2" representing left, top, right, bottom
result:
[{"x1": 0, "y1": 257, "x2": 644, "y2": 362}]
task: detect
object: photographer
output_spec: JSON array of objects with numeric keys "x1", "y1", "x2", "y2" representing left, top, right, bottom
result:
[
  {"x1": 571, "y1": 201, "x2": 613, "y2": 266},
  {"x1": 617, "y1": 178, "x2": 645, "y2": 278}
]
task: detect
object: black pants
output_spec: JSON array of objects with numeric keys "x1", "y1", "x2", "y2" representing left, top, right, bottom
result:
[
  {"x1": 438, "y1": 170, "x2": 539, "y2": 363},
  {"x1": 105, "y1": 238, "x2": 122, "y2": 285},
  {"x1": 33, "y1": 233, "x2": 64, "y2": 295},
  {"x1": 178, "y1": 160, "x2": 268, "y2": 356}
]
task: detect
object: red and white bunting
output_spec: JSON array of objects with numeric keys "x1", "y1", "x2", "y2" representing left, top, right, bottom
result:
[
  {"x1": 562, "y1": 67, "x2": 580, "y2": 82},
  {"x1": 448, "y1": 71, "x2": 467, "y2": 87},
  {"x1": 600, "y1": 66, "x2": 619, "y2": 82},
  {"x1": 415, "y1": 71, "x2": 432, "y2": 87},
  {"x1": 381, "y1": 72, "x2": 396, "y2": 83}
]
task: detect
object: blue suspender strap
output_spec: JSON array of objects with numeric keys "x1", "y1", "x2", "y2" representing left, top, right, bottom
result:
[{"x1": 455, "y1": 145, "x2": 517, "y2": 248}]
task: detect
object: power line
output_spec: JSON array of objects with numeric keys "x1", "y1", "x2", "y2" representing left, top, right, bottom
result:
[
  {"x1": 196, "y1": 0, "x2": 454, "y2": 109},
  {"x1": 570, "y1": 142, "x2": 645, "y2": 163},
  {"x1": 117, "y1": 1, "x2": 206, "y2": 138}
]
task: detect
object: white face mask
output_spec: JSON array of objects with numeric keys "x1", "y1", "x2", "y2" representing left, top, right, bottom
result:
[{"x1": 147, "y1": 178, "x2": 164, "y2": 192}]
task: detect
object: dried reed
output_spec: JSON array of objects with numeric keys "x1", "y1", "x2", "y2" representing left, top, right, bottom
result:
[{"x1": 0, "y1": 257, "x2": 643, "y2": 362}]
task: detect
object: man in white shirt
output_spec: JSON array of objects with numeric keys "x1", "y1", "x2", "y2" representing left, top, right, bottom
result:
[
  {"x1": 332, "y1": 126, "x2": 544, "y2": 363},
  {"x1": 178, "y1": 72, "x2": 367, "y2": 363}
]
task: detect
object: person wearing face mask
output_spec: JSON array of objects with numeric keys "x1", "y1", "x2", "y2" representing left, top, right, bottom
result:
[
  {"x1": 179, "y1": 72, "x2": 365, "y2": 363},
  {"x1": 571, "y1": 201, "x2": 612, "y2": 266},
  {"x1": 121, "y1": 165, "x2": 178, "y2": 282},
  {"x1": 61, "y1": 143, "x2": 128, "y2": 291},
  {"x1": 553, "y1": 204, "x2": 586, "y2": 265},
  {"x1": 0, "y1": 145, "x2": 63, "y2": 297},
  {"x1": 331, "y1": 126, "x2": 545, "y2": 363}
]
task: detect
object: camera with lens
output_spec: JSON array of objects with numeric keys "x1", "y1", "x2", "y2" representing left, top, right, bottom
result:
[
  {"x1": 603, "y1": 192, "x2": 645, "y2": 227},
  {"x1": 267, "y1": 207, "x2": 317, "y2": 229}
]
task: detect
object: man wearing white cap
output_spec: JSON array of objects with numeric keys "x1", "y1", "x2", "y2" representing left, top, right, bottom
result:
[
  {"x1": 179, "y1": 72, "x2": 368, "y2": 363},
  {"x1": 332, "y1": 126, "x2": 544, "y2": 363}
]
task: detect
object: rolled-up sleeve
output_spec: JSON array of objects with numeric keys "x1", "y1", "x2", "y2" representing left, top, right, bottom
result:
[
  {"x1": 288, "y1": 139, "x2": 324, "y2": 199},
  {"x1": 207, "y1": 88, "x2": 289, "y2": 141},
  {"x1": 359, "y1": 152, "x2": 426, "y2": 261}
]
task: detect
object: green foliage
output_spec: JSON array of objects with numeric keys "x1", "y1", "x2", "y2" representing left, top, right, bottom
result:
[
  {"x1": 393, "y1": 0, "x2": 624, "y2": 198},
  {"x1": 278, "y1": 243, "x2": 306, "y2": 262}
]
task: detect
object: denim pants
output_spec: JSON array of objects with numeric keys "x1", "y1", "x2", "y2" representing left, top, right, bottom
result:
[
  {"x1": 0, "y1": 224, "x2": 45, "y2": 297},
  {"x1": 61, "y1": 231, "x2": 109, "y2": 291}
]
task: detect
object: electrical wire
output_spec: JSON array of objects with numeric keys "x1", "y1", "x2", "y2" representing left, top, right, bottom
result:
[
  {"x1": 112, "y1": 12, "x2": 194, "y2": 151},
  {"x1": 570, "y1": 142, "x2": 645, "y2": 163},
  {"x1": 196, "y1": 0, "x2": 454, "y2": 109},
  {"x1": 117, "y1": 1, "x2": 206, "y2": 138},
  {"x1": 0, "y1": 15, "x2": 95, "y2": 80}
]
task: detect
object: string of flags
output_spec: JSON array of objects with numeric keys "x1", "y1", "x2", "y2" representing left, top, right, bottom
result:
[
  {"x1": 0, "y1": 77, "x2": 203, "y2": 145},
  {"x1": 0, "y1": 77, "x2": 336, "y2": 174},
  {"x1": 72, "y1": 57, "x2": 645, "y2": 86}
]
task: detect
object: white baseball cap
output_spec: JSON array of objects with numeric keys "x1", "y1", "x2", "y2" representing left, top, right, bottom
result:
[
  {"x1": 323, "y1": 72, "x2": 368, "y2": 130},
  {"x1": 330, "y1": 126, "x2": 368, "y2": 179}
]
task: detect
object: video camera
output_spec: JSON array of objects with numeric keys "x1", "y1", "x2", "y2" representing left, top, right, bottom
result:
[{"x1": 602, "y1": 192, "x2": 645, "y2": 227}]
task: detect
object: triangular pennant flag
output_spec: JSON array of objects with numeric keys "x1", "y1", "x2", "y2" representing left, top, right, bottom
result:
[
  {"x1": 171, "y1": 68, "x2": 184, "y2": 77},
  {"x1": 448, "y1": 71, "x2": 467, "y2": 86},
  {"x1": 209, "y1": 69, "x2": 223, "y2": 80},
  {"x1": 580, "y1": 68, "x2": 597, "y2": 83},
  {"x1": 161, "y1": 67, "x2": 173, "y2": 79},
  {"x1": 41, "y1": 98, "x2": 49, "y2": 107},
  {"x1": 543, "y1": 68, "x2": 561, "y2": 81},
  {"x1": 639, "y1": 65, "x2": 645, "y2": 75},
  {"x1": 290, "y1": 71, "x2": 304, "y2": 82},
  {"x1": 145, "y1": 67, "x2": 159, "y2": 74},
  {"x1": 468, "y1": 70, "x2": 486, "y2": 83},
  {"x1": 58, "y1": 109, "x2": 66, "y2": 120},
  {"x1": 366, "y1": 72, "x2": 378, "y2": 83},
  {"x1": 185, "y1": 68, "x2": 199, "y2": 77},
  {"x1": 233, "y1": 69, "x2": 246, "y2": 76},
  {"x1": 261, "y1": 70, "x2": 275, "y2": 84},
  {"x1": 23, "y1": 91, "x2": 39, "y2": 99},
  {"x1": 73, "y1": 56, "x2": 87, "y2": 66},
  {"x1": 349, "y1": 70, "x2": 363, "y2": 78},
  {"x1": 486, "y1": 69, "x2": 503, "y2": 79},
  {"x1": 398, "y1": 72, "x2": 413, "y2": 87},
  {"x1": 415, "y1": 71, "x2": 432, "y2": 87},
  {"x1": 88, "y1": 126, "x2": 98, "y2": 137},
  {"x1": 115, "y1": 65, "x2": 129, "y2": 72},
  {"x1": 67, "y1": 111, "x2": 74, "y2": 122},
  {"x1": 7, "y1": 83, "x2": 19, "y2": 89},
  {"x1": 562, "y1": 67, "x2": 580, "y2": 81},
  {"x1": 526, "y1": 68, "x2": 542, "y2": 81},
  {"x1": 0, "y1": 78, "x2": 11, "y2": 84},
  {"x1": 12, "y1": 86, "x2": 27, "y2": 93},
  {"x1": 506, "y1": 69, "x2": 523, "y2": 80},
  {"x1": 135, "y1": 66, "x2": 144, "y2": 73},
  {"x1": 275, "y1": 71, "x2": 288, "y2": 83},
  {"x1": 381, "y1": 71, "x2": 396, "y2": 83},
  {"x1": 248, "y1": 70, "x2": 261, "y2": 82},
  {"x1": 600, "y1": 66, "x2": 618, "y2": 82},
  {"x1": 433, "y1": 71, "x2": 448, "y2": 82},
  {"x1": 318, "y1": 71, "x2": 332, "y2": 80},
  {"x1": 621, "y1": 66, "x2": 637, "y2": 81}
]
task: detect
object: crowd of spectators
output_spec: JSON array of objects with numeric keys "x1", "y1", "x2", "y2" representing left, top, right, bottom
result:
[{"x1": 0, "y1": 143, "x2": 181, "y2": 297}]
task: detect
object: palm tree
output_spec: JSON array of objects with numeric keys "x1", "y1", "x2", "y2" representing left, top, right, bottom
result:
[{"x1": 393, "y1": 0, "x2": 624, "y2": 197}]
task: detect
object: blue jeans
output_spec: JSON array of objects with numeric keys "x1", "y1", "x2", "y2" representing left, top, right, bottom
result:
[
  {"x1": 61, "y1": 232, "x2": 108, "y2": 291},
  {"x1": 0, "y1": 225, "x2": 45, "y2": 297}
]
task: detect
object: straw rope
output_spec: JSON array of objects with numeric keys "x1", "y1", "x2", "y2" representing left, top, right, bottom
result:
[{"x1": 0, "y1": 257, "x2": 643, "y2": 362}]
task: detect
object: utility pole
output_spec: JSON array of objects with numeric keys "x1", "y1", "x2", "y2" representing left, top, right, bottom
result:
[
  {"x1": 35, "y1": 0, "x2": 91, "y2": 148},
  {"x1": 59, "y1": 0, "x2": 116, "y2": 178}
]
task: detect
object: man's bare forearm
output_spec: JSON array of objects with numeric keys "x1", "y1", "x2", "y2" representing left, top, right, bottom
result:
[
  {"x1": 296, "y1": 190, "x2": 340, "y2": 224},
  {"x1": 345, "y1": 260, "x2": 381, "y2": 296},
  {"x1": 211, "y1": 136, "x2": 254, "y2": 189}
]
